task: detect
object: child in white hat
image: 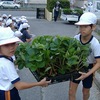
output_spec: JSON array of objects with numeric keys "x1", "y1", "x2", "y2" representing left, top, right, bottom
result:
[
  {"x1": 6, "y1": 19, "x2": 15, "y2": 30},
  {"x1": 20, "y1": 23, "x2": 32, "y2": 42},
  {"x1": 0, "y1": 27, "x2": 51, "y2": 100},
  {"x1": 68, "y1": 12, "x2": 100, "y2": 100}
]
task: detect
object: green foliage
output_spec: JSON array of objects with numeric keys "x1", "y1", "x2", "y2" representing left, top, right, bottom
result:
[
  {"x1": 15, "y1": 35, "x2": 90, "y2": 79},
  {"x1": 74, "y1": 8, "x2": 83, "y2": 15},
  {"x1": 63, "y1": 8, "x2": 83, "y2": 15},
  {"x1": 47, "y1": 0, "x2": 70, "y2": 12},
  {"x1": 63, "y1": 8, "x2": 72, "y2": 14}
]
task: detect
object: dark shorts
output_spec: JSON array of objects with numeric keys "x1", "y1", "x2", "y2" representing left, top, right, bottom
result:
[
  {"x1": 71, "y1": 64, "x2": 93, "y2": 89},
  {"x1": 0, "y1": 87, "x2": 21, "y2": 100}
]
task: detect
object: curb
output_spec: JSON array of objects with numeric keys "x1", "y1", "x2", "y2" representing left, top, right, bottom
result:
[
  {"x1": 94, "y1": 72, "x2": 100, "y2": 92},
  {"x1": 94, "y1": 78, "x2": 100, "y2": 91}
]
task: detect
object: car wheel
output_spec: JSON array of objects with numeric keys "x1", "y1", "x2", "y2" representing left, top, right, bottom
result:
[
  {"x1": 14, "y1": 6, "x2": 18, "y2": 9},
  {"x1": 0, "y1": 6, "x2": 4, "y2": 9},
  {"x1": 69, "y1": 21, "x2": 76, "y2": 24}
]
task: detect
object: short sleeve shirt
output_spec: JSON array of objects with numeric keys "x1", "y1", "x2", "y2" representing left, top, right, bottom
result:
[
  {"x1": 74, "y1": 34, "x2": 100, "y2": 64},
  {"x1": 0, "y1": 57, "x2": 20, "y2": 91},
  {"x1": 20, "y1": 29, "x2": 32, "y2": 42}
]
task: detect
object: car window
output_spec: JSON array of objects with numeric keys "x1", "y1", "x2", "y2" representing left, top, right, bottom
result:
[
  {"x1": 3, "y1": 2, "x2": 6, "y2": 4},
  {"x1": 7, "y1": 2, "x2": 11, "y2": 4}
]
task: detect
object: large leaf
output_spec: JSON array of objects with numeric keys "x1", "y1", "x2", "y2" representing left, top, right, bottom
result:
[{"x1": 15, "y1": 35, "x2": 90, "y2": 79}]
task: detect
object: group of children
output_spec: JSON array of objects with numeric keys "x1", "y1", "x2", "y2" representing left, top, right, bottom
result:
[
  {"x1": 0, "y1": 12, "x2": 100, "y2": 100},
  {"x1": 0, "y1": 14, "x2": 32, "y2": 43}
]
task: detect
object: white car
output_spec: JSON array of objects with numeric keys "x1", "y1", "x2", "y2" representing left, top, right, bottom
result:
[
  {"x1": 60, "y1": 14, "x2": 79, "y2": 23},
  {"x1": 0, "y1": 1, "x2": 21, "y2": 9}
]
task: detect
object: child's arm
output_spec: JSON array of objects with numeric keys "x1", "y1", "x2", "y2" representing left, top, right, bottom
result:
[
  {"x1": 76, "y1": 58, "x2": 100, "y2": 80},
  {"x1": 14, "y1": 78, "x2": 51, "y2": 90}
]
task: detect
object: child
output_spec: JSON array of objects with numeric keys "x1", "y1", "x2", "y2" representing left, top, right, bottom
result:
[
  {"x1": 20, "y1": 23, "x2": 32, "y2": 43},
  {"x1": 0, "y1": 27, "x2": 51, "y2": 100},
  {"x1": 68, "y1": 12, "x2": 100, "y2": 100}
]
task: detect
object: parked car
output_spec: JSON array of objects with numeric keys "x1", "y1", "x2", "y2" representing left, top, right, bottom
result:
[
  {"x1": 60, "y1": 8, "x2": 83, "y2": 23},
  {"x1": 0, "y1": 1, "x2": 21, "y2": 9}
]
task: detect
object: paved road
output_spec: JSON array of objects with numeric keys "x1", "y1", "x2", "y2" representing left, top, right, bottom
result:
[
  {"x1": 19, "y1": 17, "x2": 83, "y2": 100},
  {"x1": 19, "y1": 18, "x2": 100, "y2": 100},
  {"x1": 1, "y1": 10, "x2": 99, "y2": 100}
]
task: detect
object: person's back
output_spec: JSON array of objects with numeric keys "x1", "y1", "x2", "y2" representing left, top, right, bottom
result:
[
  {"x1": 20, "y1": 28, "x2": 32, "y2": 42},
  {"x1": 19, "y1": 23, "x2": 32, "y2": 42}
]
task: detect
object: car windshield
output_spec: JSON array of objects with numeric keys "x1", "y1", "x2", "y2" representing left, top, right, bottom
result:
[{"x1": 3, "y1": 1, "x2": 13, "y2": 4}]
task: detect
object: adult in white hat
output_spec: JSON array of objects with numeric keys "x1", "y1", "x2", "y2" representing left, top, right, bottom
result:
[
  {"x1": 0, "y1": 27, "x2": 51, "y2": 100},
  {"x1": 68, "y1": 12, "x2": 100, "y2": 100}
]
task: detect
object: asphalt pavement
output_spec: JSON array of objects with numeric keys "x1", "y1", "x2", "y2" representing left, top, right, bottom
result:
[{"x1": 18, "y1": 18, "x2": 100, "y2": 100}]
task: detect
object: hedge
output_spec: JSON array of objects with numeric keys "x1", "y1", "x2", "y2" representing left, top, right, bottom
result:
[{"x1": 63, "y1": 8, "x2": 83, "y2": 16}]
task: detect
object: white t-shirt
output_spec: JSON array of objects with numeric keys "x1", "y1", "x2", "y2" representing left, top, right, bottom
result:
[
  {"x1": 0, "y1": 57, "x2": 20, "y2": 91},
  {"x1": 74, "y1": 34, "x2": 100, "y2": 64}
]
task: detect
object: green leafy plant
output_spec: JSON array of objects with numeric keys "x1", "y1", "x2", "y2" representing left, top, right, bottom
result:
[
  {"x1": 63, "y1": 8, "x2": 83, "y2": 16},
  {"x1": 15, "y1": 35, "x2": 90, "y2": 81}
]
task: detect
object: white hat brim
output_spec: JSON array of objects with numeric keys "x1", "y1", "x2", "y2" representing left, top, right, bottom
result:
[
  {"x1": 0, "y1": 37, "x2": 21, "y2": 46},
  {"x1": 75, "y1": 21, "x2": 92, "y2": 25}
]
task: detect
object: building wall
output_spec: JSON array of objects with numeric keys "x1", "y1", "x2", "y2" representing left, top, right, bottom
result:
[
  {"x1": 74, "y1": 0, "x2": 88, "y2": 8},
  {"x1": 29, "y1": 0, "x2": 47, "y2": 4}
]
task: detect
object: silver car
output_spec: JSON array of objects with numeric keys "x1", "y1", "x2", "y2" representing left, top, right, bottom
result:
[{"x1": 0, "y1": 1, "x2": 21, "y2": 9}]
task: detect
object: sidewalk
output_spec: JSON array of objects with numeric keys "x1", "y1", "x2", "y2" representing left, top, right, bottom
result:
[
  {"x1": 19, "y1": 68, "x2": 100, "y2": 100},
  {"x1": 89, "y1": 81, "x2": 100, "y2": 100},
  {"x1": 94, "y1": 71, "x2": 100, "y2": 91},
  {"x1": 18, "y1": 17, "x2": 100, "y2": 100}
]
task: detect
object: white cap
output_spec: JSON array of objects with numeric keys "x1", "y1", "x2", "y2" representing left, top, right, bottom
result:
[
  {"x1": 0, "y1": 27, "x2": 21, "y2": 46},
  {"x1": 22, "y1": 23, "x2": 30, "y2": 29},
  {"x1": 6, "y1": 19, "x2": 13, "y2": 26},
  {"x1": 2, "y1": 14, "x2": 7, "y2": 18},
  {"x1": 8, "y1": 14, "x2": 12, "y2": 17},
  {"x1": 12, "y1": 17, "x2": 16, "y2": 21},
  {"x1": 75, "y1": 12, "x2": 97, "y2": 25},
  {"x1": 21, "y1": 18, "x2": 28, "y2": 23},
  {"x1": 21, "y1": 16, "x2": 27, "y2": 19},
  {"x1": 14, "y1": 31, "x2": 22, "y2": 37}
]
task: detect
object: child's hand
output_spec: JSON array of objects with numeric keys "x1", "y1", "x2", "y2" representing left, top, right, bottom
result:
[
  {"x1": 38, "y1": 78, "x2": 51, "y2": 87},
  {"x1": 75, "y1": 72, "x2": 88, "y2": 80}
]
